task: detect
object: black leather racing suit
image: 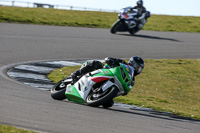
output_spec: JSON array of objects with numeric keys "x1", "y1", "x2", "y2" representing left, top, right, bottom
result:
[{"x1": 71, "y1": 57, "x2": 127, "y2": 80}]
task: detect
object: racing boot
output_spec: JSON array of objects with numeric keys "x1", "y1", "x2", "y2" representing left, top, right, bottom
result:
[
  {"x1": 71, "y1": 60, "x2": 104, "y2": 85},
  {"x1": 137, "y1": 19, "x2": 146, "y2": 30}
]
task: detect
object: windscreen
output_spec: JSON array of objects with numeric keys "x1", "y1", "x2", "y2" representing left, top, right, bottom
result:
[{"x1": 121, "y1": 64, "x2": 134, "y2": 80}]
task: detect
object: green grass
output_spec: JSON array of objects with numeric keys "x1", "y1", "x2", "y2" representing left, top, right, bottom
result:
[
  {"x1": 1, "y1": 6, "x2": 200, "y2": 32},
  {"x1": 0, "y1": 6, "x2": 115, "y2": 28},
  {"x1": 0, "y1": 124, "x2": 36, "y2": 133},
  {"x1": 47, "y1": 59, "x2": 200, "y2": 119}
]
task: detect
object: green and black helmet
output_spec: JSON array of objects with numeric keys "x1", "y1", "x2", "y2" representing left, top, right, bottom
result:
[{"x1": 128, "y1": 56, "x2": 144, "y2": 76}]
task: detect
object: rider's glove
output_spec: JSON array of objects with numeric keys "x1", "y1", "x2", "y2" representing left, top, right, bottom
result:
[
  {"x1": 105, "y1": 57, "x2": 115, "y2": 67},
  {"x1": 131, "y1": 80, "x2": 135, "y2": 86},
  {"x1": 122, "y1": 92, "x2": 128, "y2": 96},
  {"x1": 103, "y1": 64, "x2": 110, "y2": 69}
]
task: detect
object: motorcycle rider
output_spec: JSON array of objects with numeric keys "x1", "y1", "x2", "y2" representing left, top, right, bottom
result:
[
  {"x1": 70, "y1": 56, "x2": 144, "y2": 107},
  {"x1": 132, "y1": 0, "x2": 148, "y2": 30},
  {"x1": 71, "y1": 56, "x2": 144, "y2": 86}
]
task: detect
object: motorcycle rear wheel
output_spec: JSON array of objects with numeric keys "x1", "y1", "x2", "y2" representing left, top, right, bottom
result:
[
  {"x1": 51, "y1": 77, "x2": 71, "y2": 100},
  {"x1": 86, "y1": 86, "x2": 119, "y2": 107},
  {"x1": 129, "y1": 28, "x2": 138, "y2": 35}
]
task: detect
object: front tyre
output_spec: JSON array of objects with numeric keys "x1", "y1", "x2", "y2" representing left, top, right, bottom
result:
[
  {"x1": 86, "y1": 86, "x2": 119, "y2": 107},
  {"x1": 51, "y1": 78, "x2": 70, "y2": 100},
  {"x1": 110, "y1": 20, "x2": 122, "y2": 34}
]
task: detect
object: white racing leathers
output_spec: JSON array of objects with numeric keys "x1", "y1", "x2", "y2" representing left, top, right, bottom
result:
[{"x1": 134, "y1": 13, "x2": 146, "y2": 30}]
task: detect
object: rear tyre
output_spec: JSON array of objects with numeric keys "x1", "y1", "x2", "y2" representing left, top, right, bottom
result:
[
  {"x1": 102, "y1": 99, "x2": 114, "y2": 108},
  {"x1": 51, "y1": 77, "x2": 71, "y2": 100},
  {"x1": 129, "y1": 28, "x2": 138, "y2": 35},
  {"x1": 86, "y1": 86, "x2": 119, "y2": 107}
]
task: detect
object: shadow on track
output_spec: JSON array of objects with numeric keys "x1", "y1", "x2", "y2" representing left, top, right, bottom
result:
[
  {"x1": 105, "y1": 107, "x2": 200, "y2": 124},
  {"x1": 117, "y1": 33, "x2": 181, "y2": 42},
  {"x1": 62, "y1": 100, "x2": 200, "y2": 124}
]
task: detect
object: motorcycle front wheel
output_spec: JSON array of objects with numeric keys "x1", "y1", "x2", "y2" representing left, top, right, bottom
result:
[
  {"x1": 51, "y1": 77, "x2": 71, "y2": 100},
  {"x1": 110, "y1": 20, "x2": 122, "y2": 34},
  {"x1": 86, "y1": 86, "x2": 119, "y2": 107}
]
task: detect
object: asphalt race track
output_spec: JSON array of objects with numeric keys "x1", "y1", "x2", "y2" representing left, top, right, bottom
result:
[{"x1": 0, "y1": 23, "x2": 200, "y2": 133}]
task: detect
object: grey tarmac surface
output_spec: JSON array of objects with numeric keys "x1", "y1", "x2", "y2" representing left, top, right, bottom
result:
[{"x1": 0, "y1": 23, "x2": 200, "y2": 133}]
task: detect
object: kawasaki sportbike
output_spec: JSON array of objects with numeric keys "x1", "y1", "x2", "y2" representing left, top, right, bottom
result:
[
  {"x1": 111, "y1": 6, "x2": 150, "y2": 35},
  {"x1": 51, "y1": 63, "x2": 134, "y2": 108}
]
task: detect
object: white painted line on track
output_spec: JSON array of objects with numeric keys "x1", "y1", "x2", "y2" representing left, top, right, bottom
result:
[
  {"x1": 15, "y1": 65, "x2": 55, "y2": 73},
  {"x1": 7, "y1": 71, "x2": 48, "y2": 81},
  {"x1": 45, "y1": 61, "x2": 82, "y2": 66}
]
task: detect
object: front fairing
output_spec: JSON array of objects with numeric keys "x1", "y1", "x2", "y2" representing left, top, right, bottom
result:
[
  {"x1": 89, "y1": 64, "x2": 133, "y2": 94},
  {"x1": 118, "y1": 7, "x2": 139, "y2": 29},
  {"x1": 104, "y1": 64, "x2": 134, "y2": 94},
  {"x1": 119, "y1": 7, "x2": 138, "y2": 20}
]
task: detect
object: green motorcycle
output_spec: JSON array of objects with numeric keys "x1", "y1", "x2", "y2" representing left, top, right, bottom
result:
[{"x1": 51, "y1": 63, "x2": 134, "y2": 108}]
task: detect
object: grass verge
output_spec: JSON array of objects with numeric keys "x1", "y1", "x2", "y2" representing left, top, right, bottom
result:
[
  {"x1": 0, "y1": 124, "x2": 36, "y2": 133},
  {"x1": 47, "y1": 59, "x2": 200, "y2": 119},
  {"x1": 1, "y1": 6, "x2": 200, "y2": 32}
]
